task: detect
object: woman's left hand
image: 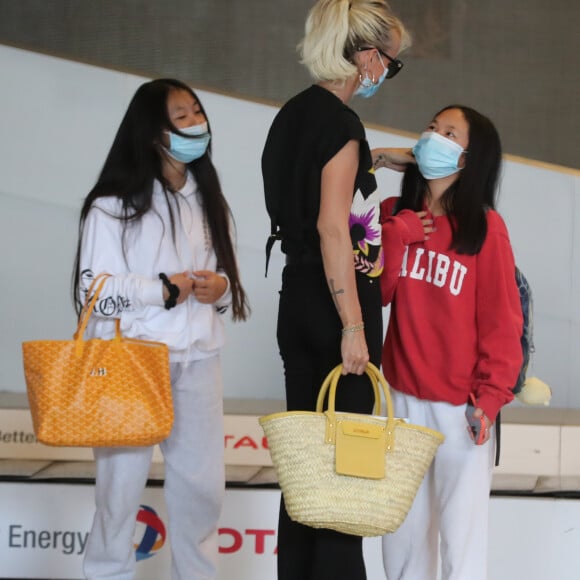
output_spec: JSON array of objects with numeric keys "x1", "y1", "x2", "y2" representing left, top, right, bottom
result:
[
  {"x1": 191, "y1": 270, "x2": 227, "y2": 304},
  {"x1": 473, "y1": 407, "x2": 493, "y2": 444},
  {"x1": 416, "y1": 211, "x2": 436, "y2": 241},
  {"x1": 372, "y1": 147, "x2": 415, "y2": 171}
]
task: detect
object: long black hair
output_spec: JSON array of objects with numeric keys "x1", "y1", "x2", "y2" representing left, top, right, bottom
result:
[
  {"x1": 73, "y1": 78, "x2": 249, "y2": 320},
  {"x1": 397, "y1": 105, "x2": 503, "y2": 255}
]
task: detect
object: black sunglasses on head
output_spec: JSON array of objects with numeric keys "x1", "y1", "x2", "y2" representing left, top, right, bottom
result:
[{"x1": 356, "y1": 46, "x2": 403, "y2": 79}]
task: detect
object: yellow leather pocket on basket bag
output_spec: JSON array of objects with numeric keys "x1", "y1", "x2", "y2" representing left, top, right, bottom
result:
[{"x1": 335, "y1": 419, "x2": 386, "y2": 479}]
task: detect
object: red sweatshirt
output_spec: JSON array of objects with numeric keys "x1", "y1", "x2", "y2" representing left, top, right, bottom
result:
[{"x1": 380, "y1": 197, "x2": 523, "y2": 422}]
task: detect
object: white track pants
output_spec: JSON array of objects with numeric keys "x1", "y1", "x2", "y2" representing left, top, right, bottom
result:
[
  {"x1": 382, "y1": 390, "x2": 495, "y2": 580},
  {"x1": 83, "y1": 355, "x2": 225, "y2": 580}
]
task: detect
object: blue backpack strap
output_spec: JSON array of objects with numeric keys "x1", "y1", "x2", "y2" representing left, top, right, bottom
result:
[
  {"x1": 496, "y1": 267, "x2": 534, "y2": 466},
  {"x1": 513, "y1": 267, "x2": 534, "y2": 394}
]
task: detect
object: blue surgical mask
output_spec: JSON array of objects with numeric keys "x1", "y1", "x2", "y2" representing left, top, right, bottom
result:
[
  {"x1": 412, "y1": 131, "x2": 465, "y2": 180},
  {"x1": 355, "y1": 55, "x2": 388, "y2": 99},
  {"x1": 165, "y1": 122, "x2": 211, "y2": 163}
]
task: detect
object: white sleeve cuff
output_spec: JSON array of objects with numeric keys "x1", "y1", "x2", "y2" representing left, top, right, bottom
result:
[
  {"x1": 141, "y1": 279, "x2": 165, "y2": 307},
  {"x1": 214, "y1": 272, "x2": 232, "y2": 310}
]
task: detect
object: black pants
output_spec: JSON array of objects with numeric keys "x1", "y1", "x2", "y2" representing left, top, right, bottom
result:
[{"x1": 276, "y1": 263, "x2": 383, "y2": 580}]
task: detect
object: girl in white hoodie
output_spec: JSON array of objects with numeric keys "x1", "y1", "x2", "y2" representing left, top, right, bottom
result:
[{"x1": 73, "y1": 78, "x2": 249, "y2": 580}]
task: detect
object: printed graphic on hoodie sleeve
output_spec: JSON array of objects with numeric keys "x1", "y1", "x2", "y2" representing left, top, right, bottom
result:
[{"x1": 80, "y1": 269, "x2": 133, "y2": 316}]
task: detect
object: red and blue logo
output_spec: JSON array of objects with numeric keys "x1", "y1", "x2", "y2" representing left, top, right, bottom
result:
[{"x1": 134, "y1": 505, "x2": 166, "y2": 561}]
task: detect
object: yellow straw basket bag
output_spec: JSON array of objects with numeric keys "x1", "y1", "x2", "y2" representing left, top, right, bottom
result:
[
  {"x1": 259, "y1": 363, "x2": 444, "y2": 537},
  {"x1": 22, "y1": 273, "x2": 173, "y2": 447}
]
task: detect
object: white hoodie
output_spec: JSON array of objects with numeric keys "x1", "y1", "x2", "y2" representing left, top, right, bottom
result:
[{"x1": 79, "y1": 174, "x2": 232, "y2": 362}]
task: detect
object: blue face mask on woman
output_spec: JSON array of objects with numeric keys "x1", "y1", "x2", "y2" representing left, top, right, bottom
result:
[
  {"x1": 165, "y1": 122, "x2": 211, "y2": 163},
  {"x1": 355, "y1": 55, "x2": 389, "y2": 99},
  {"x1": 412, "y1": 131, "x2": 465, "y2": 180}
]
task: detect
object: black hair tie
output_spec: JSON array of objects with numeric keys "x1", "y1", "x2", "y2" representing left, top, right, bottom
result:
[{"x1": 159, "y1": 273, "x2": 180, "y2": 310}]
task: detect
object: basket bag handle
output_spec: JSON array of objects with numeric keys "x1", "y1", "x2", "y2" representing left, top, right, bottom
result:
[
  {"x1": 315, "y1": 364, "x2": 385, "y2": 416},
  {"x1": 316, "y1": 363, "x2": 396, "y2": 449}
]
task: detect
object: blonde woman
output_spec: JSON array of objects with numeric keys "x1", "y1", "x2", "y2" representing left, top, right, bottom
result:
[{"x1": 261, "y1": 1, "x2": 409, "y2": 578}]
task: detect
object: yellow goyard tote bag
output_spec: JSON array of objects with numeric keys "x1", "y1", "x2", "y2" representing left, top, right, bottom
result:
[
  {"x1": 259, "y1": 363, "x2": 444, "y2": 536},
  {"x1": 22, "y1": 273, "x2": 173, "y2": 447}
]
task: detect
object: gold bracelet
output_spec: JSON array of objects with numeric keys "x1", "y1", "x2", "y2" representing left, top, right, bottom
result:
[{"x1": 341, "y1": 322, "x2": 365, "y2": 335}]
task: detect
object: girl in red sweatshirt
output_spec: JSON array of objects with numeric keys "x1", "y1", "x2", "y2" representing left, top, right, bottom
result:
[{"x1": 374, "y1": 105, "x2": 522, "y2": 580}]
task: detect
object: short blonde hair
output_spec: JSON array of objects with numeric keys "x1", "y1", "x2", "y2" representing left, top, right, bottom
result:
[{"x1": 299, "y1": 0, "x2": 411, "y2": 82}]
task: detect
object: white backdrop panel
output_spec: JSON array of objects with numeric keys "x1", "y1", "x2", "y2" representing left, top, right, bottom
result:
[
  {"x1": 1, "y1": 483, "x2": 580, "y2": 579},
  {"x1": 0, "y1": 44, "x2": 578, "y2": 409}
]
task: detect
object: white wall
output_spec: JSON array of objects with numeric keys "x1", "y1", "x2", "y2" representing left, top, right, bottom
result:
[{"x1": 1, "y1": 45, "x2": 579, "y2": 407}]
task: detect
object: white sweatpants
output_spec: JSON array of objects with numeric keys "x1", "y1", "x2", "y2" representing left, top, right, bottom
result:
[
  {"x1": 382, "y1": 390, "x2": 495, "y2": 580},
  {"x1": 83, "y1": 355, "x2": 225, "y2": 580}
]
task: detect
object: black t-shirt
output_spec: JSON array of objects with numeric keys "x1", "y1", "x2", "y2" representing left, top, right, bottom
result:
[{"x1": 262, "y1": 85, "x2": 383, "y2": 278}]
